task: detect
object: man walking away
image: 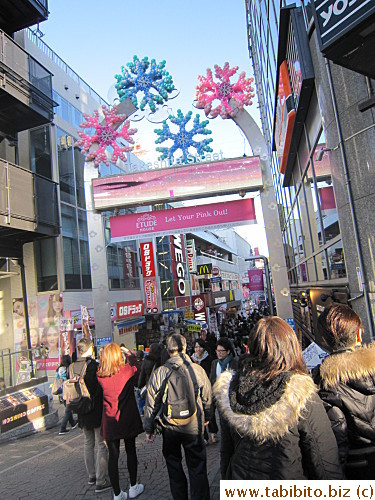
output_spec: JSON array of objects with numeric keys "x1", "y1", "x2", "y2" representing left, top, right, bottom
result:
[
  {"x1": 144, "y1": 333, "x2": 211, "y2": 500},
  {"x1": 73, "y1": 338, "x2": 111, "y2": 493}
]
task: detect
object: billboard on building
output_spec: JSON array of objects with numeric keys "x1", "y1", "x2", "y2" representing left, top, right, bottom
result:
[
  {"x1": 192, "y1": 294, "x2": 208, "y2": 324},
  {"x1": 92, "y1": 157, "x2": 262, "y2": 209},
  {"x1": 170, "y1": 234, "x2": 187, "y2": 299},
  {"x1": 110, "y1": 198, "x2": 256, "y2": 242},
  {"x1": 248, "y1": 269, "x2": 265, "y2": 292},
  {"x1": 186, "y1": 239, "x2": 197, "y2": 273},
  {"x1": 144, "y1": 276, "x2": 159, "y2": 314},
  {"x1": 140, "y1": 242, "x2": 156, "y2": 277}
]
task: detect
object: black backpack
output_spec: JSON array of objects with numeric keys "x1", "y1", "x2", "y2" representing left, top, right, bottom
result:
[
  {"x1": 162, "y1": 359, "x2": 197, "y2": 422},
  {"x1": 63, "y1": 359, "x2": 93, "y2": 414}
]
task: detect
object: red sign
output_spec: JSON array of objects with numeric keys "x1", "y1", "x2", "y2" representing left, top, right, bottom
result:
[
  {"x1": 170, "y1": 234, "x2": 186, "y2": 297},
  {"x1": 319, "y1": 186, "x2": 336, "y2": 211},
  {"x1": 248, "y1": 269, "x2": 264, "y2": 292},
  {"x1": 140, "y1": 242, "x2": 156, "y2": 277},
  {"x1": 175, "y1": 296, "x2": 191, "y2": 309},
  {"x1": 211, "y1": 266, "x2": 221, "y2": 277},
  {"x1": 117, "y1": 300, "x2": 144, "y2": 320},
  {"x1": 192, "y1": 294, "x2": 208, "y2": 324},
  {"x1": 144, "y1": 276, "x2": 159, "y2": 314}
]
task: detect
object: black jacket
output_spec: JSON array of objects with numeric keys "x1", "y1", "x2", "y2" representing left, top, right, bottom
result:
[
  {"x1": 71, "y1": 357, "x2": 103, "y2": 430},
  {"x1": 138, "y1": 355, "x2": 159, "y2": 389},
  {"x1": 312, "y1": 343, "x2": 375, "y2": 478},
  {"x1": 214, "y1": 370, "x2": 343, "y2": 480},
  {"x1": 210, "y1": 357, "x2": 238, "y2": 386}
]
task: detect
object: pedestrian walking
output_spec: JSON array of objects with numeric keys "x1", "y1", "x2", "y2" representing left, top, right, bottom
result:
[
  {"x1": 97, "y1": 343, "x2": 144, "y2": 500},
  {"x1": 144, "y1": 333, "x2": 212, "y2": 500},
  {"x1": 313, "y1": 303, "x2": 375, "y2": 479},
  {"x1": 73, "y1": 338, "x2": 111, "y2": 493},
  {"x1": 56, "y1": 355, "x2": 78, "y2": 435},
  {"x1": 209, "y1": 337, "x2": 238, "y2": 439},
  {"x1": 214, "y1": 316, "x2": 344, "y2": 479}
]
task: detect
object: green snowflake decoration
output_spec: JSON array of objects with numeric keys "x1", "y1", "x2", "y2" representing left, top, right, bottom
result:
[
  {"x1": 115, "y1": 56, "x2": 175, "y2": 113},
  {"x1": 154, "y1": 109, "x2": 213, "y2": 164}
]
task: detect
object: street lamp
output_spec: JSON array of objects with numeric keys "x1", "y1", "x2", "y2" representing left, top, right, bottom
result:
[{"x1": 245, "y1": 256, "x2": 275, "y2": 316}]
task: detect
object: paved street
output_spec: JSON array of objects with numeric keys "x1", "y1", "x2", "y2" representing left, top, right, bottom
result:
[{"x1": 0, "y1": 405, "x2": 221, "y2": 500}]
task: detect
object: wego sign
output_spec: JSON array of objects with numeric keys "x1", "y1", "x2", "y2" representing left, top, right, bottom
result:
[{"x1": 170, "y1": 234, "x2": 186, "y2": 297}]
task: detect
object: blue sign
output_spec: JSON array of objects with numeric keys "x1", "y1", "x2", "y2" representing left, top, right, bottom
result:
[
  {"x1": 284, "y1": 318, "x2": 295, "y2": 331},
  {"x1": 96, "y1": 337, "x2": 112, "y2": 347},
  {"x1": 210, "y1": 276, "x2": 222, "y2": 284}
]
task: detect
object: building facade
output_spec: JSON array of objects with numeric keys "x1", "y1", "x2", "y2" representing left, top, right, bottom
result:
[{"x1": 245, "y1": 0, "x2": 375, "y2": 343}]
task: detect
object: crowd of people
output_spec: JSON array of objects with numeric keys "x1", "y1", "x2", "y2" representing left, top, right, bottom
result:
[{"x1": 54, "y1": 303, "x2": 375, "y2": 500}]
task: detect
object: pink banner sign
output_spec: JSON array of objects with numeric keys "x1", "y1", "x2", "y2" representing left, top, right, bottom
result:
[
  {"x1": 248, "y1": 269, "x2": 264, "y2": 292},
  {"x1": 92, "y1": 156, "x2": 262, "y2": 209},
  {"x1": 144, "y1": 276, "x2": 159, "y2": 314},
  {"x1": 110, "y1": 198, "x2": 256, "y2": 242}
]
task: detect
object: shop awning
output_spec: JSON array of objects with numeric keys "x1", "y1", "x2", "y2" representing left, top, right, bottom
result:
[{"x1": 116, "y1": 317, "x2": 146, "y2": 329}]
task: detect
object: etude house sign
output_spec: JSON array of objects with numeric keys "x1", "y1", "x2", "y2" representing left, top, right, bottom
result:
[{"x1": 110, "y1": 198, "x2": 256, "y2": 242}]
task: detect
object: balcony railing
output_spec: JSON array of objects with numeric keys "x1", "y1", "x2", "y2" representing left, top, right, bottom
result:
[
  {"x1": 0, "y1": 158, "x2": 59, "y2": 236},
  {"x1": 0, "y1": 28, "x2": 54, "y2": 134}
]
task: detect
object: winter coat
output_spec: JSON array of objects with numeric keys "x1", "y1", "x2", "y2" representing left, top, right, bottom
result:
[
  {"x1": 312, "y1": 343, "x2": 375, "y2": 478},
  {"x1": 98, "y1": 364, "x2": 143, "y2": 441},
  {"x1": 71, "y1": 358, "x2": 103, "y2": 430},
  {"x1": 214, "y1": 370, "x2": 343, "y2": 480},
  {"x1": 191, "y1": 351, "x2": 213, "y2": 378},
  {"x1": 138, "y1": 355, "x2": 159, "y2": 389},
  {"x1": 210, "y1": 357, "x2": 238, "y2": 386},
  {"x1": 143, "y1": 353, "x2": 211, "y2": 436}
]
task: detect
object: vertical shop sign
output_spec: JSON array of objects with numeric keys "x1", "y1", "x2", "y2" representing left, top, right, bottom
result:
[
  {"x1": 186, "y1": 239, "x2": 197, "y2": 273},
  {"x1": 122, "y1": 246, "x2": 137, "y2": 286},
  {"x1": 140, "y1": 242, "x2": 156, "y2": 277},
  {"x1": 192, "y1": 294, "x2": 208, "y2": 324},
  {"x1": 170, "y1": 234, "x2": 187, "y2": 297},
  {"x1": 59, "y1": 318, "x2": 75, "y2": 362},
  {"x1": 248, "y1": 269, "x2": 264, "y2": 292},
  {"x1": 144, "y1": 276, "x2": 159, "y2": 314}
]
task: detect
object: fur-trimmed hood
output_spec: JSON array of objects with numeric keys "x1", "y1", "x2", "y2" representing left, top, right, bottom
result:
[
  {"x1": 213, "y1": 370, "x2": 317, "y2": 443},
  {"x1": 318, "y1": 343, "x2": 375, "y2": 390}
]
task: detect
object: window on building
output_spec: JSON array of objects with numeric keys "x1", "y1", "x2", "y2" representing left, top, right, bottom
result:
[
  {"x1": 29, "y1": 125, "x2": 52, "y2": 179},
  {"x1": 35, "y1": 238, "x2": 58, "y2": 292},
  {"x1": 61, "y1": 203, "x2": 81, "y2": 289}
]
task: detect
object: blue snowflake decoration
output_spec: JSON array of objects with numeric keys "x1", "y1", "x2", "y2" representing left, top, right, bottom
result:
[
  {"x1": 115, "y1": 56, "x2": 175, "y2": 113},
  {"x1": 154, "y1": 109, "x2": 213, "y2": 164}
]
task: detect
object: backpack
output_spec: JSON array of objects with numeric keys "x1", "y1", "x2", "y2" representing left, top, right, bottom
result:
[
  {"x1": 162, "y1": 359, "x2": 197, "y2": 423},
  {"x1": 63, "y1": 359, "x2": 93, "y2": 414}
]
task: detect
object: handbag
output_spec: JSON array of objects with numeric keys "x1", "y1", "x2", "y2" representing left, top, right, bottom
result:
[{"x1": 51, "y1": 377, "x2": 63, "y2": 395}]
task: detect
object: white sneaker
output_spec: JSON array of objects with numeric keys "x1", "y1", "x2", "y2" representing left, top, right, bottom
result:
[
  {"x1": 129, "y1": 483, "x2": 144, "y2": 498},
  {"x1": 114, "y1": 491, "x2": 127, "y2": 500}
]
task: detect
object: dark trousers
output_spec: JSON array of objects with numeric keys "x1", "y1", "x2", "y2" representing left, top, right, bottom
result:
[
  {"x1": 106, "y1": 437, "x2": 137, "y2": 496},
  {"x1": 208, "y1": 403, "x2": 219, "y2": 434},
  {"x1": 162, "y1": 428, "x2": 210, "y2": 500},
  {"x1": 60, "y1": 401, "x2": 75, "y2": 431}
]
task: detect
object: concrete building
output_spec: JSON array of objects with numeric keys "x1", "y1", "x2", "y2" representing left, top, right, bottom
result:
[{"x1": 245, "y1": 0, "x2": 375, "y2": 343}]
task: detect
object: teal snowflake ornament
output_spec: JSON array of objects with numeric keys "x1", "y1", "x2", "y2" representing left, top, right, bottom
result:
[
  {"x1": 154, "y1": 109, "x2": 213, "y2": 164},
  {"x1": 115, "y1": 56, "x2": 175, "y2": 113}
]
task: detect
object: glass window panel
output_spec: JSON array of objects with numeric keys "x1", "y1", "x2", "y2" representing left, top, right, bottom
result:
[
  {"x1": 29, "y1": 126, "x2": 52, "y2": 179},
  {"x1": 78, "y1": 210, "x2": 91, "y2": 289},
  {"x1": 35, "y1": 238, "x2": 58, "y2": 292},
  {"x1": 57, "y1": 128, "x2": 76, "y2": 205},
  {"x1": 74, "y1": 146, "x2": 86, "y2": 209},
  {"x1": 327, "y1": 241, "x2": 347, "y2": 279},
  {"x1": 61, "y1": 203, "x2": 81, "y2": 289},
  {"x1": 315, "y1": 249, "x2": 328, "y2": 281}
]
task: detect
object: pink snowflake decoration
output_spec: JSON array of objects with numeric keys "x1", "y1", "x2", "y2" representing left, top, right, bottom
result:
[
  {"x1": 196, "y1": 62, "x2": 255, "y2": 119},
  {"x1": 76, "y1": 105, "x2": 137, "y2": 166}
]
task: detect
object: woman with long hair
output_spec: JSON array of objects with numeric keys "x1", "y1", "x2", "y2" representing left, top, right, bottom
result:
[
  {"x1": 97, "y1": 343, "x2": 144, "y2": 500},
  {"x1": 214, "y1": 316, "x2": 343, "y2": 479}
]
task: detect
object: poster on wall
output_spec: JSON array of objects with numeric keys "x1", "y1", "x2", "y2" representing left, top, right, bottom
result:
[
  {"x1": 81, "y1": 305, "x2": 92, "y2": 340},
  {"x1": 37, "y1": 293, "x2": 63, "y2": 370},
  {"x1": 59, "y1": 318, "x2": 75, "y2": 362},
  {"x1": 144, "y1": 276, "x2": 159, "y2": 314}
]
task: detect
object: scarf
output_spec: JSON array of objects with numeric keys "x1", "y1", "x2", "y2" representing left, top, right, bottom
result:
[
  {"x1": 229, "y1": 370, "x2": 292, "y2": 415},
  {"x1": 218, "y1": 353, "x2": 233, "y2": 372},
  {"x1": 191, "y1": 350, "x2": 209, "y2": 364}
]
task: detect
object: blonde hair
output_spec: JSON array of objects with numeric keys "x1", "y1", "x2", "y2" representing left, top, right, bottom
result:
[{"x1": 97, "y1": 343, "x2": 123, "y2": 377}]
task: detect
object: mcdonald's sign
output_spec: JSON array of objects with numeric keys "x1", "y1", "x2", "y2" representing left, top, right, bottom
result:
[{"x1": 197, "y1": 263, "x2": 212, "y2": 276}]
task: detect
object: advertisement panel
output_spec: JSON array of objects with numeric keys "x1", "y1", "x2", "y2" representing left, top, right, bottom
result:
[
  {"x1": 144, "y1": 276, "x2": 159, "y2": 314},
  {"x1": 197, "y1": 263, "x2": 212, "y2": 276},
  {"x1": 248, "y1": 269, "x2": 265, "y2": 292},
  {"x1": 117, "y1": 301, "x2": 144, "y2": 320},
  {"x1": 122, "y1": 246, "x2": 137, "y2": 286},
  {"x1": 192, "y1": 295, "x2": 208, "y2": 324},
  {"x1": 140, "y1": 241, "x2": 156, "y2": 277},
  {"x1": 110, "y1": 198, "x2": 256, "y2": 242},
  {"x1": 169, "y1": 234, "x2": 187, "y2": 298},
  {"x1": 186, "y1": 239, "x2": 197, "y2": 273},
  {"x1": 93, "y1": 157, "x2": 262, "y2": 209}
]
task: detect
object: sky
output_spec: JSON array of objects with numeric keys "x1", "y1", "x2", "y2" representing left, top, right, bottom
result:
[{"x1": 36, "y1": 0, "x2": 268, "y2": 254}]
